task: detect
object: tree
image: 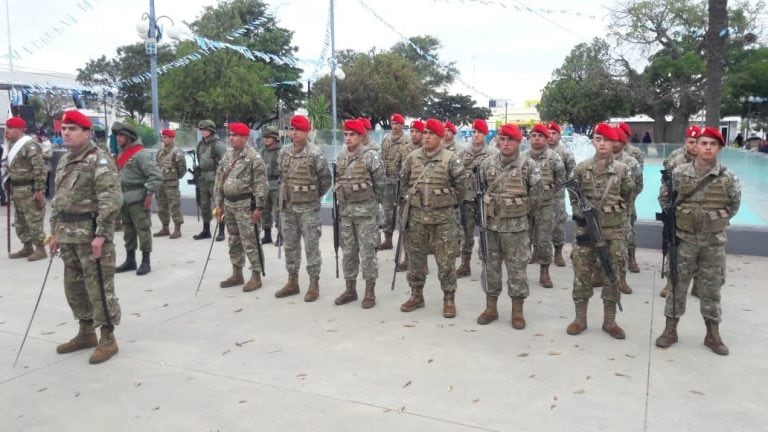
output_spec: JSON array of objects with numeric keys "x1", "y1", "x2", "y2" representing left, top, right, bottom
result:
[
  {"x1": 306, "y1": 94, "x2": 331, "y2": 130},
  {"x1": 423, "y1": 92, "x2": 491, "y2": 124},
  {"x1": 28, "y1": 94, "x2": 72, "y2": 129},
  {"x1": 721, "y1": 46, "x2": 768, "y2": 127},
  {"x1": 704, "y1": 0, "x2": 729, "y2": 126},
  {"x1": 390, "y1": 35, "x2": 458, "y2": 108}
]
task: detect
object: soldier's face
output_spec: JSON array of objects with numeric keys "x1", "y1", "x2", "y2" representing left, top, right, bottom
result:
[
  {"x1": 200, "y1": 129, "x2": 213, "y2": 139},
  {"x1": 410, "y1": 129, "x2": 423, "y2": 145},
  {"x1": 344, "y1": 131, "x2": 363, "y2": 151},
  {"x1": 263, "y1": 137, "x2": 277, "y2": 148},
  {"x1": 593, "y1": 135, "x2": 612, "y2": 156},
  {"x1": 229, "y1": 133, "x2": 247, "y2": 150},
  {"x1": 471, "y1": 130, "x2": 485, "y2": 146},
  {"x1": 684, "y1": 137, "x2": 698, "y2": 155},
  {"x1": 530, "y1": 132, "x2": 548, "y2": 150},
  {"x1": 611, "y1": 140, "x2": 625, "y2": 154},
  {"x1": 3, "y1": 127, "x2": 23, "y2": 142},
  {"x1": 61, "y1": 124, "x2": 90, "y2": 149},
  {"x1": 443, "y1": 130, "x2": 455, "y2": 142},
  {"x1": 497, "y1": 135, "x2": 520, "y2": 156},
  {"x1": 548, "y1": 131, "x2": 560, "y2": 146},
  {"x1": 696, "y1": 137, "x2": 721, "y2": 163},
  {"x1": 423, "y1": 130, "x2": 442, "y2": 151},
  {"x1": 392, "y1": 123, "x2": 403, "y2": 134},
  {"x1": 290, "y1": 127, "x2": 308, "y2": 144},
  {"x1": 161, "y1": 136, "x2": 174, "y2": 147},
  {"x1": 116, "y1": 133, "x2": 131, "y2": 149}
]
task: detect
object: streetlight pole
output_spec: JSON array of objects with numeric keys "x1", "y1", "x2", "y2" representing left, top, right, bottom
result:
[
  {"x1": 329, "y1": 0, "x2": 338, "y2": 155},
  {"x1": 148, "y1": 0, "x2": 160, "y2": 138}
]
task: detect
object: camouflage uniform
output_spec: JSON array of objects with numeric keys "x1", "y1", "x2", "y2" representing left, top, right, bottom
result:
[
  {"x1": 615, "y1": 150, "x2": 642, "y2": 253},
  {"x1": 155, "y1": 144, "x2": 187, "y2": 227},
  {"x1": 550, "y1": 140, "x2": 576, "y2": 248},
  {"x1": 118, "y1": 144, "x2": 162, "y2": 253},
  {"x1": 624, "y1": 143, "x2": 644, "y2": 250},
  {"x1": 380, "y1": 131, "x2": 409, "y2": 234},
  {"x1": 524, "y1": 147, "x2": 565, "y2": 265},
  {"x1": 441, "y1": 139, "x2": 463, "y2": 246},
  {"x1": 362, "y1": 134, "x2": 381, "y2": 153},
  {"x1": 6, "y1": 135, "x2": 47, "y2": 249},
  {"x1": 196, "y1": 133, "x2": 228, "y2": 223},
  {"x1": 260, "y1": 142, "x2": 281, "y2": 230},
  {"x1": 51, "y1": 141, "x2": 123, "y2": 326},
  {"x1": 664, "y1": 147, "x2": 692, "y2": 171},
  {"x1": 455, "y1": 144, "x2": 495, "y2": 259},
  {"x1": 214, "y1": 146, "x2": 268, "y2": 273}
]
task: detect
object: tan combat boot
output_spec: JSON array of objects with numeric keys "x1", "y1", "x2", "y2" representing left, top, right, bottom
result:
[
  {"x1": 528, "y1": 247, "x2": 537, "y2": 265},
  {"x1": 566, "y1": 301, "x2": 588, "y2": 335},
  {"x1": 553, "y1": 245, "x2": 566, "y2": 267},
  {"x1": 539, "y1": 264, "x2": 553, "y2": 288},
  {"x1": 361, "y1": 280, "x2": 376, "y2": 309},
  {"x1": 476, "y1": 295, "x2": 499, "y2": 325},
  {"x1": 442, "y1": 292, "x2": 457, "y2": 318},
  {"x1": 655, "y1": 317, "x2": 679, "y2": 348},
  {"x1": 275, "y1": 273, "x2": 300, "y2": 298},
  {"x1": 220, "y1": 265, "x2": 244, "y2": 288},
  {"x1": 169, "y1": 223, "x2": 182, "y2": 239},
  {"x1": 660, "y1": 280, "x2": 671, "y2": 297},
  {"x1": 10, "y1": 242, "x2": 33, "y2": 259},
  {"x1": 627, "y1": 246, "x2": 640, "y2": 273},
  {"x1": 243, "y1": 271, "x2": 262, "y2": 292},
  {"x1": 619, "y1": 273, "x2": 633, "y2": 294},
  {"x1": 153, "y1": 225, "x2": 170, "y2": 237},
  {"x1": 89, "y1": 325, "x2": 118, "y2": 364},
  {"x1": 304, "y1": 275, "x2": 320, "y2": 302},
  {"x1": 456, "y1": 254, "x2": 471, "y2": 278},
  {"x1": 511, "y1": 298, "x2": 526, "y2": 329},
  {"x1": 377, "y1": 233, "x2": 393, "y2": 251},
  {"x1": 704, "y1": 319, "x2": 729, "y2": 355},
  {"x1": 56, "y1": 320, "x2": 98, "y2": 354},
  {"x1": 691, "y1": 276, "x2": 701, "y2": 298},
  {"x1": 602, "y1": 300, "x2": 626, "y2": 340},
  {"x1": 27, "y1": 243, "x2": 47, "y2": 262},
  {"x1": 400, "y1": 287, "x2": 425, "y2": 312},
  {"x1": 335, "y1": 279, "x2": 358, "y2": 305}
]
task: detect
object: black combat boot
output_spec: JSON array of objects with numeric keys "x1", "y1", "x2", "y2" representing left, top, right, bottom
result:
[
  {"x1": 115, "y1": 249, "x2": 137, "y2": 273},
  {"x1": 215, "y1": 221, "x2": 226, "y2": 242},
  {"x1": 193, "y1": 222, "x2": 211, "y2": 240},
  {"x1": 261, "y1": 228, "x2": 273, "y2": 244},
  {"x1": 136, "y1": 251, "x2": 151, "y2": 276}
]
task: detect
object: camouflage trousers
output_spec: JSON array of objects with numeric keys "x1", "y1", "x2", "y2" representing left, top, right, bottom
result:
[
  {"x1": 11, "y1": 186, "x2": 46, "y2": 245},
  {"x1": 483, "y1": 230, "x2": 530, "y2": 298},
  {"x1": 261, "y1": 188, "x2": 279, "y2": 229},
  {"x1": 156, "y1": 182, "x2": 184, "y2": 226},
  {"x1": 406, "y1": 221, "x2": 458, "y2": 293},
  {"x1": 380, "y1": 180, "x2": 398, "y2": 234},
  {"x1": 529, "y1": 203, "x2": 555, "y2": 264},
  {"x1": 120, "y1": 201, "x2": 152, "y2": 252},
  {"x1": 60, "y1": 241, "x2": 121, "y2": 326},
  {"x1": 283, "y1": 208, "x2": 322, "y2": 276},
  {"x1": 224, "y1": 204, "x2": 262, "y2": 273},
  {"x1": 664, "y1": 233, "x2": 726, "y2": 322},
  {"x1": 628, "y1": 204, "x2": 637, "y2": 248},
  {"x1": 341, "y1": 215, "x2": 378, "y2": 281},
  {"x1": 551, "y1": 194, "x2": 568, "y2": 247},
  {"x1": 571, "y1": 238, "x2": 624, "y2": 304},
  {"x1": 459, "y1": 200, "x2": 477, "y2": 257},
  {"x1": 199, "y1": 177, "x2": 215, "y2": 224}
]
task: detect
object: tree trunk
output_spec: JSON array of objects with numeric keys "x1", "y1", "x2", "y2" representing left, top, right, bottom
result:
[{"x1": 705, "y1": 0, "x2": 729, "y2": 126}]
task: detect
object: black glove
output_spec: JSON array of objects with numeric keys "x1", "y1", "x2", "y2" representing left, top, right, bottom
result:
[{"x1": 572, "y1": 213, "x2": 587, "y2": 227}]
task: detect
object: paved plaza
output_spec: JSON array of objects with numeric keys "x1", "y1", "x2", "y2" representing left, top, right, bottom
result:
[{"x1": 1, "y1": 212, "x2": 766, "y2": 431}]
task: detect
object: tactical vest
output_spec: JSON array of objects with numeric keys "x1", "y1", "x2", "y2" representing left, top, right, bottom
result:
[
  {"x1": 281, "y1": 147, "x2": 319, "y2": 204},
  {"x1": 336, "y1": 149, "x2": 374, "y2": 203},
  {"x1": 484, "y1": 157, "x2": 528, "y2": 219},
  {"x1": 408, "y1": 150, "x2": 456, "y2": 209},
  {"x1": 197, "y1": 137, "x2": 223, "y2": 172},
  {"x1": 676, "y1": 169, "x2": 731, "y2": 234},
  {"x1": 579, "y1": 162, "x2": 626, "y2": 229},
  {"x1": 382, "y1": 133, "x2": 405, "y2": 177},
  {"x1": 461, "y1": 147, "x2": 489, "y2": 200},
  {"x1": 530, "y1": 149, "x2": 555, "y2": 204},
  {"x1": 157, "y1": 147, "x2": 181, "y2": 181}
]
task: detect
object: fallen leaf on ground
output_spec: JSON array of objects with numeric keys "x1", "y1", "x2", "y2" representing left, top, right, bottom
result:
[
  {"x1": 548, "y1": 351, "x2": 561, "y2": 356},
  {"x1": 427, "y1": 359, "x2": 433, "y2": 363},
  {"x1": 382, "y1": 408, "x2": 392, "y2": 413},
  {"x1": 398, "y1": 406, "x2": 406, "y2": 413},
  {"x1": 573, "y1": 389, "x2": 586, "y2": 394},
  {"x1": 402, "y1": 381, "x2": 412, "y2": 388},
  {"x1": 134, "y1": 382, "x2": 142, "y2": 387},
  {"x1": 233, "y1": 308, "x2": 243, "y2": 313},
  {"x1": 534, "y1": 333, "x2": 544, "y2": 337},
  {"x1": 235, "y1": 339, "x2": 254, "y2": 347},
  {"x1": 690, "y1": 390, "x2": 706, "y2": 396},
  {"x1": 152, "y1": 406, "x2": 160, "y2": 411},
  {"x1": 222, "y1": 350, "x2": 231, "y2": 355},
  {"x1": 448, "y1": 386, "x2": 453, "y2": 392},
  {"x1": 529, "y1": 374, "x2": 536, "y2": 378},
  {"x1": 56, "y1": 322, "x2": 66, "y2": 326},
  {"x1": 517, "y1": 353, "x2": 529, "y2": 357},
  {"x1": 463, "y1": 329, "x2": 477, "y2": 333},
  {"x1": 607, "y1": 357, "x2": 615, "y2": 361},
  {"x1": 550, "y1": 404, "x2": 556, "y2": 410},
  {"x1": 73, "y1": 392, "x2": 80, "y2": 397},
  {"x1": 238, "y1": 400, "x2": 247, "y2": 404},
  {"x1": 403, "y1": 324, "x2": 416, "y2": 328},
  {"x1": 296, "y1": 373, "x2": 307, "y2": 380},
  {"x1": 40, "y1": 331, "x2": 55, "y2": 335},
  {"x1": 326, "y1": 329, "x2": 338, "y2": 333},
  {"x1": 37, "y1": 387, "x2": 47, "y2": 392},
  {"x1": 614, "y1": 372, "x2": 630, "y2": 378},
  {"x1": 472, "y1": 399, "x2": 479, "y2": 403},
  {"x1": 625, "y1": 354, "x2": 635, "y2": 358},
  {"x1": 267, "y1": 349, "x2": 282, "y2": 354}
]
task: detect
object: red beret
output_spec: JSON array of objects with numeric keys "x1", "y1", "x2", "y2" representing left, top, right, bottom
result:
[
  {"x1": 471, "y1": 119, "x2": 488, "y2": 135},
  {"x1": 343, "y1": 119, "x2": 365, "y2": 136},
  {"x1": 161, "y1": 129, "x2": 176, "y2": 138},
  {"x1": 547, "y1": 122, "x2": 561, "y2": 134},
  {"x1": 410, "y1": 120, "x2": 425, "y2": 133},
  {"x1": 701, "y1": 127, "x2": 725, "y2": 147},
  {"x1": 444, "y1": 121, "x2": 457, "y2": 134},
  {"x1": 530, "y1": 123, "x2": 550, "y2": 137},
  {"x1": 618, "y1": 122, "x2": 631, "y2": 137},
  {"x1": 426, "y1": 118, "x2": 445, "y2": 137},
  {"x1": 685, "y1": 125, "x2": 702, "y2": 138},
  {"x1": 391, "y1": 113, "x2": 405, "y2": 124},
  {"x1": 357, "y1": 117, "x2": 373, "y2": 131},
  {"x1": 61, "y1": 110, "x2": 92, "y2": 129},
  {"x1": 615, "y1": 127, "x2": 628, "y2": 143},
  {"x1": 498, "y1": 123, "x2": 522, "y2": 142},
  {"x1": 229, "y1": 122, "x2": 250, "y2": 136},
  {"x1": 594, "y1": 123, "x2": 618, "y2": 141},
  {"x1": 290, "y1": 115, "x2": 311, "y2": 132},
  {"x1": 6, "y1": 116, "x2": 26, "y2": 129}
]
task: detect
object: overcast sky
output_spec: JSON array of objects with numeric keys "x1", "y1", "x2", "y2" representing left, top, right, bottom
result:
[{"x1": 1, "y1": 0, "x2": 613, "y2": 107}]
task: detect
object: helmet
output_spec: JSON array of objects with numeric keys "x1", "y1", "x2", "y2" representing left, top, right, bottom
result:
[
  {"x1": 111, "y1": 121, "x2": 138, "y2": 141},
  {"x1": 197, "y1": 119, "x2": 217, "y2": 132},
  {"x1": 261, "y1": 127, "x2": 279, "y2": 139}
]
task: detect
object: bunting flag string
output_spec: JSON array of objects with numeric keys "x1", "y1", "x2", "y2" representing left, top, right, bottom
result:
[{"x1": 429, "y1": 0, "x2": 598, "y2": 20}]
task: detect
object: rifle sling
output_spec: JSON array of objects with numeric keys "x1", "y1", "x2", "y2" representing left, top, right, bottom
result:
[{"x1": 674, "y1": 167, "x2": 725, "y2": 207}]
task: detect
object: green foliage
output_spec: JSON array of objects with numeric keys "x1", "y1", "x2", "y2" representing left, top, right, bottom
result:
[
  {"x1": 423, "y1": 92, "x2": 491, "y2": 124},
  {"x1": 306, "y1": 94, "x2": 332, "y2": 130},
  {"x1": 122, "y1": 118, "x2": 159, "y2": 147},
  {"x1": 722, "y1": 47, "x2": 768, "y2": 121}
]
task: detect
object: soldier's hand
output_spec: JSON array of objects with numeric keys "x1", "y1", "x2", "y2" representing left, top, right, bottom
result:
[
  {"x1": 33, "y1": 191, "x2": 44, "y2": 210},
  {"x1": 91, "y1": 236, "x2": 105, "y2": 259},
  {"x1": 143, "y1": 195, "x2": 153, "y2": 210},
  {"x1": 49, "y1": 235, "x2": 59, "y2": 254},
  {"x1": 252, "y1": 208, "x2": 262, "y2": 224},
  {"x1": 213, "y1": 207, "x2": 224, "y2": 221}
]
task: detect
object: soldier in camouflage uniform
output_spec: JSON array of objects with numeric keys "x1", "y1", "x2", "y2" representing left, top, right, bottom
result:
[
  {"x1": 377, "y1": 113, "x2": 409, "y2": 250},
  {"x1": 476, "y1": 124, "x2": 541, "y2": 328},
  {"x1": 400, "y1": 118, "x2": 466, "y2": 318},
  {"x1": 49, "y1": 110, "x2": 123, "y2": 364},
  {"x1": 655, "y1": 127, "x2": 740, "y2": 356},
  {"x1": 358, "y1": 117, "x2": 380, "y2": 152},
  {"x1": 273, "y1": 115, "x2": 332, "y2": 302},
  {"x1": 617, "y1": 123, "x2": 644, "y2": 273},
  {"x1": 193, "y1": 120, "x2": 228, "y2": 241},
  {"x1": 547, "y1": 122, "x2": 576, "y2": 267},
  {"x1": 112, "y1": 122, "x2": 162, "y2": 276},
  {"x1": 395, "y1": 120, "x2": 426, "y2": 272},
  {"x1": 333, "y1": 119, "x2": 385, "y2": 308},
  {"x1": 3, "y1": 116, "x2": 47, "y2": 261},
  {"x1": 456, "y1": 119, "x2": 495, "y2": 277},
  {"x1": 213, "y1": 123, "x2": 269, "y2": 292},
  {"x1": 259, "y1": 127, "x2": 281, "y2": 244},
  {"x1": 524, "y1": 124, "x2": 565, "y2": 288},
  {"x1": 153, "y1": 129, "x2": 187, "y2": 239},
  {"x1": 566, "y1": 123, "x2": 633, "y2": 340},
  {"x1": 611, "y1": 127, "x2": 642, "y2": 294}
]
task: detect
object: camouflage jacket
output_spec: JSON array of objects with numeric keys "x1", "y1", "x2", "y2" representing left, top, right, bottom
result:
[
  {"x1": 50, "y1": 141, "x2": 123, "y2": 243},
  {"x1": 615, "y1": 150, "x2": 643, "y2": 197},
  {"x1": 571, "y1": 155, "x2": 634, "y2": 240},
  {"x1": 625, "y1": 143, "x2": 644, "y2": 169},
  {"x1": 196, "y1": 135, "x2": 228, "y2": 181},
  {"x1": 156, "y1": 145, "x2": 187, "y2": 184},
  {"x1": 480, "y1": 151, "x2": 541, "y2": 233},
  {"x1": 550, "y1": 141, "x2": 576, "y2": 199},
  {"x1": 401, "y1": 148, "x2": 466, "y2": 225},
  {"x1": 663, "y1": 147, "x2": 693, "y2": 172},
  {"x1": 362, "y1": 135, "x2": 381, "y2": 153},
  {"x1": 119, "y1": 144, "x2": 163, "y2": 205},
  {"x1": 7, "y1": 135, "x2": 46, "y2": 191},
  {"x1": 278, "y1": 143, "x2": 332, "y2": 213},
  {"x1": 456, "y1": 144, "x2": 496, "y2": 202},
  {"x1": 523, "y1": 147, "x2": 566, "y2": 206},
  {"x1": 214, "y1": 146, "x2": 268, "y2": 210},
  {"x1": 442, "y1": 139, "x2": 459, "y2": 153},
  {"x1": 380, "y1": 131, "x2": 409, "y2": 181},
  {"x1": 260, "y1": 144, "x2": 281, "y2": 190},
  {"x1": 334, "y1": 146, "x2": 385, "y2": 218}
]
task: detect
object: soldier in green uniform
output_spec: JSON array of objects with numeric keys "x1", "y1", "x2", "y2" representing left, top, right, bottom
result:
[
  {"x1": 476, "y1": 124, "x2": 540, "y2": 328},
  {"x1": 566, "y1": 123, "x2": 633, "y2": 340},
  {"x1": 259, "y1": 127, "x2": 281, "y2": 244},
  {"x1": 655, "y1": 127, "x2": 740, "y2": 355},
  {"x1": 49, "y1": 110, "x2": 123, "y2": 364},
  {"x1": 395, "y1": 120, "x2": 426, "y2": 272},
  {"x1": 378, "y1": 113, "x2": 409, "y2": 250},
  {"x1": 333, "y1": 119, "x2": 385, "y2": 308},
  {"x1": 273, "y1": 115, "x2": 332, "y2": 302},
  {"x1": 441, "y1": 121, "x2": 459, "y2": 152},
  {"x1": 547, "y1": 122, "x2": 576, "y2": 267},
  {"x1": 153, "y1": 129, "x2": 187, "y2": 239},
  {"x1": 524, "y1": 124, "x2": 565, "y2": 288},
  {"x1": 213, "y1": 123, "x2": 269, "y2": 292},
  {"x1": 456, "y1": 119, "x2": 495, "y2": 278},
  {"x1": 193, "y1": 120, "x2": 228, "y2": 241},
  {"x1": 112, "y1": 122, "x2": 162, "y2": 276},
  {"x1": 612, "y1": 127, "x2": 642, "y2": 294},
  {"x1": 4, "y1": 116, "x2": 47, "y2": 261},
  {"x1": 399, "y1": 118, "x2": 466, "y2": 318},
  {"x1": 617, "y1": 123, "x2": 645, "y2": 273}
]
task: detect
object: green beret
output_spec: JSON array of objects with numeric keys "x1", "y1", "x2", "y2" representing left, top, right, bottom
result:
[
  {"x1": 261, "y1": 127, "x2": 279, "y2": 139},
  {"x1": 111, "y1": 121, "x2": 138, "y2": 141},
  {"x1": 197, "y1": 120, "x2": 217, "y2": 132}
]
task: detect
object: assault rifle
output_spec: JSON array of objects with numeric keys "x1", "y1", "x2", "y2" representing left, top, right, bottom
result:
[
  {"x1": 186, "y1": 150, "x2": 201, "y2": 222},
  {"x1": 331, "y1": 162, "x2": 340, "y2": 279},
  {"x1": 656, "y1": 169, "x2": 678, "y2": 314},
  {"x1": 275, "y1": 172, "x2": 284, "y2": 259},
  {"x1": 251, "y1": 198, "x2": 266, "y2": 277},
  {"x1": 563, "y1": 177, "x2": 622, "y2": 311},
  {"x1": 391, "y1": 193, "x2": 411, "y2": 291},
  {"x1": 473, "y1": 166, "x2": 489, "y2": 293},
  {"x1": 389, "y1": 177, "x2": 401, "y2": 234}
]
